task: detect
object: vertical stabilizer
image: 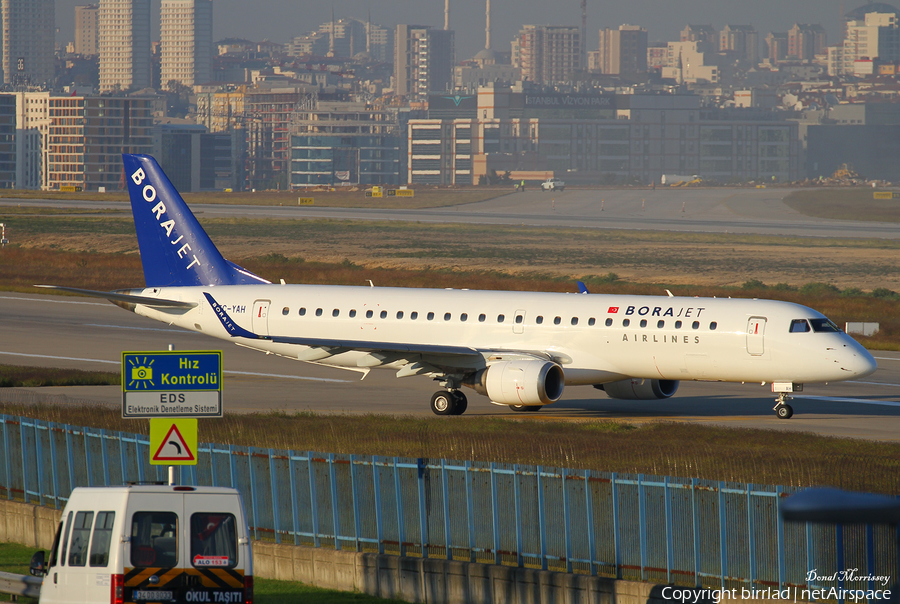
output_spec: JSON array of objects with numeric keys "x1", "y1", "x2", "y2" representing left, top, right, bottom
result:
[{"x1": 123, "y1": 154, "x2": 269, "y2": 287}]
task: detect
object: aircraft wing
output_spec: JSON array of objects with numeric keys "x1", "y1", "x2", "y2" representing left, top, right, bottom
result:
[{"x1": 35, "y1": 285, "x2": 198, "y2": 308}]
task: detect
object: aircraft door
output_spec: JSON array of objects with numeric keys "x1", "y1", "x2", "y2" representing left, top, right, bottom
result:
[
  {"x1": 513, "y1": 310, "x2": 526, "y2": 334},
  {"x1": 747, "y1": 317, "x2": 766, "y2": 356},
  {"x1": 252, "y1": 300, "x2": 270, "y2": 336}
]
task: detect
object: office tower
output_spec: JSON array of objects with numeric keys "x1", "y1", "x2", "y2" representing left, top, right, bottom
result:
[
  {"x1": 75, "y1": 5, "x2": 100, "y2": 56},
  {"x1": 394, "y1": 25, "x2": 455, "y2": 100},
  {"x1": 597, "y1": 25, "x2": 648, "y2": 75},
  {"x1": 160, "y1": 0, "x2": 213, "y2": 89},
  {"x1": 1, "y1": 0, "x2": 55, "y2": 86},
  {"x1": 99, "y1": 0, "x2": 151, "y2": 92},
  {"x1": 517, "y1": 25, "x2": 581, "y2": 84}
]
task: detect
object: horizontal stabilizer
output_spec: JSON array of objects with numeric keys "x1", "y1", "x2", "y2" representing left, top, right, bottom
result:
[{"x1": 35, "y1": 285, "x2": 197, "y2": 309}]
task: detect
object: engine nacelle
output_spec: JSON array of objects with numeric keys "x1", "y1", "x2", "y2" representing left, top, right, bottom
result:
[
  {"x1": 464, "y1": 360, "x2": 565, "y2": 405},
  {"x1": 596, "y1": 379, "x2": 679, "y2": 400}
]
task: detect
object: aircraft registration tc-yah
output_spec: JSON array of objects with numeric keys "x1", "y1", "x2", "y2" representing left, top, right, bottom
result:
[{"x1": 41, "y1": 154, "x2": 877, "y2": 418}]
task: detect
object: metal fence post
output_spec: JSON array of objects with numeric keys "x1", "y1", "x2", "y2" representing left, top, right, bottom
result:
[
  {"x1": 3, "y1": 418, "x2": 11, "y2": 500},
  {"x1": 65, "y1": 425, "x2": 75, "y2": 495},
  {"x1": 34, "y1": 422, "x2": 45, "y2": 506},
  {"x1": 350, "y1": 455, "x2": 362, "y2": 552},
  {"x1": 537, "y1": 465, "x2": 547, "y2": 571},
  {"x1": 100, "y1": 429, "x2": 110, "y2": 486},
  {"x1": 83, "y1": 428, "x2": 93, "y2": 487},
  {"x1": 692, "y1": 478, "x2": 700, "y2": 587},
  {"x1": 664, "y1": 476, "x2": 673, "y2": 584},
  {"x1": 776, "y1": 486, "x2": 785, "y2": 590},
  {"x1": 747, "y1": 484, "x2": 755, "y2": 589},
  {"x1": 584, "y1": 470, "x2": 596, "y2": 577},
  {"x1": 329, "y1": 453, "x2": 341, "y2": 551},
  {"x1": 490, "y1": 462, "x2": 500, "y2": 565},
  {"x1": 248, "y1": 449, "x2": 260, "y2": 541},
  {"x1": 563, "y1": 470, "x2": 572, "y2": 573},
  {"x1": 393, "y1": 457, "x2": 405, "y2": 557},
  {"x1": 268, "y1": 449, "x2": 281, "y2": 544},
  {"x1": 49, "y1": 423, "x2": 60, "y2": 508},
  {"x1": 117, "y1": 432, "x2": 128, "y2": 484},
  {"x1": 514, "y1": 465, "x2": 523, "y2": 569},
  {"x1": 373, "y1": 456, "x2": 384, "y2": 555},
  {"x1": 20, "y1": 419, "x2": 29, "y2": 503},
  {"x1": 417, "y1": 458, "x2": 429, "y2": 559},
  {"x1": 638, "y1": 474, "x2": 647, "y2": 582},
  {"x1": 718, "y1": 481, "x2": 727, "y2": 592},
  {"x1": 288, "y1": 451, "x2": 300, "y2": 546},
  {"x1": 308, "y1": 451, "x2": 320, "y2": 548},
  {"x1": 612, "y1": 472, "x2": 620, "y2": 578},
  {"x1": 465, "y1": 461, "x2": 475, "y2": 563},
  {"x1": 442, "y1": 459, "x2": 453, "y2": 561}
]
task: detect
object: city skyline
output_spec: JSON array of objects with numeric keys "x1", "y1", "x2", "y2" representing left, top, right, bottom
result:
[{"x1": 54, "y1": 0, "x2": 853, "y2": 60}]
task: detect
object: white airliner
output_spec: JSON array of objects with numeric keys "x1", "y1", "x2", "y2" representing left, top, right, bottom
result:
[{"x1": 41, "y1": 154, "x2": 877, "y2": 418}]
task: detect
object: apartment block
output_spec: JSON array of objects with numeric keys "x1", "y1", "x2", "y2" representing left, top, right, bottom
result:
[
  {"x1": 0, "y1": 95, "x2": 15, "y2": 188},
  {"x1": 719, "y1": 24, "x2": 758, "y2": 63},
  {"x1": 75, "y1": 5, "x2": 100, "y2": 56},
  {"x1": 787, "y1": 23, "x2": 827, "y2": 60},
  {"x1": 516, "y1": 25, "x2": 581, "y2": 84},
  {"x1": 99, "y1": 0, "x2": 152, "y2": 92},
  {"x1": 11, "y1": 92, "x2": 49, "y2": 189},
  {"x1": 160, "y1": 0, "x2": 213, "y2": 89},
  {"x1": 2, "y1": 0, "x2": 55, "y2": 86},
  {"x1": 394, "y1": 25, "x2": 455, "y2": 100},
  {"x1": 597, "y1": 25, "x2": 648, "y2": 75}
]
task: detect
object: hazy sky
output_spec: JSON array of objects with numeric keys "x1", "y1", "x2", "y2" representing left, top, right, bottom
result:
[{"x1": 55, "y1": 0, "x2": 854, "y2": 59}]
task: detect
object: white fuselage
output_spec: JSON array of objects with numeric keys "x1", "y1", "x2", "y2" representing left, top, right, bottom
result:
[{"x1": 131, "y1": 284, "x2": 876, "y2": 387}]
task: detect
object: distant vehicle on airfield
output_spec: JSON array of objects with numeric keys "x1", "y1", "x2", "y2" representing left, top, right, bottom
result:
[
  {"x1": 39, "y1": 155, "x2": 876, "y2": 419},
  {"x1": 541, "y1": 177, "x2": 565, "y2": 191}
]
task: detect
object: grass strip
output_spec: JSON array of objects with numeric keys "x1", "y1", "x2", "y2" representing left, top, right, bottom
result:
[
  {"x1": 0, "y1": 541, "x2": 406, "y2": 604},
  {"x1": 0, "y1": 365, "x2": 119, "y2": 388},
  {"x1": 1, "y1": 404, "x2": 898, "y2": 496}
]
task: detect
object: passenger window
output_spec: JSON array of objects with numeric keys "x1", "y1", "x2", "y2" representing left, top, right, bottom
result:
[
  {"x1": 411, "y1": 311, "x2": 418, "y2": 320},
  {"x1": 332, "y1": 309, "x2": 339, "y2": 317},
  {"x1": 460, "y1": 313, "x2": 468, "y2": 322},
  {"x1": 380, "y1": 310, "x2": 387, "y2": 319},
  {"x1": 536, "y1": 316, "x2": 543, "y2": 324},
  {"x1": 89, "y1": 512, "x2": 115, "y2": 567},
  {"x1": 516, "y1": 315, "x2": 524, "y2": 324},
  {"x1": 571, "y1": 317, "x2": 578, "y2": 326},
  {"x1": 349, "y1": 309, "x2": 357, "y2": 318},
  {"x1": 605, "y1": 318, "x2": 613, "y2": 327},
  {"x1": 640, "y1": 319, "x2": 647, "y2": 328},
  {"x1": 59, "y1": 512, "x2": 73, "y2": 567},
  {"x1": 427, "y1": 312, "x2": 435, "y2": 321},
  {"x1": 675, "y1": 320, "x2": 682, "y2": 329},
  {"x1": 299, "y1": 307, "x2": 306, "y2": 316},
  {"x1": 397, "y1": 311, "x2": 404, "y2": 319},
  {"x1": 191, "y1": 513, "x2": 237, "y2": 570},
  {"x1": 131, "y1": 512, "x2": 178, "y2": 568},
  {"x1": 623, "y1": 319, "x2": 630, "y2": 327},
  {"x1": 709, "y1": 322, "x2": 717, "y2": 330},
  {"x1": 657, "y1": 320, "x2": 664, "y2": 328},
  {"x1": 588, "y1": 318, "x2": 596, "y2": 326},
  {"x1": 315, "y1": 308, "x2": 323, "y2": 317},
  {"x1": 444, "y1": 312, "x2": 451, "y2": 321},
  {"x1": 692, "y1": 321, "x2": 700, "y2": 329},
  {"x1": 790, "y1": 319, "x2": 810, "y2": 333},
  {"x1": 497, "y1": 314, "x2": 505, "y2": 323},
  {"x1": 68, "y1": 511, "x2": 94, "y2": 567},
  {"x1": 282, "y1": 307, "x2": 289, "y2": 316},
  {"x1": 478, "y1": 314, "x2": 486, "y2": 322},
  {"x1": 553, "y1": 317, "x2": 561, "y2": 325},
  {"x1": 366, "y1": 310, "x2": 373, "y2": 319}
]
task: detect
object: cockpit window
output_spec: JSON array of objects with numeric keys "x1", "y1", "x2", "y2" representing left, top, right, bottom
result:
[
  {"x1": 789, "y1": 319, "x2": 810, "y2": 333},
  {"x1": 810, "y1": 318, "x2": 841, "y2": 333}
]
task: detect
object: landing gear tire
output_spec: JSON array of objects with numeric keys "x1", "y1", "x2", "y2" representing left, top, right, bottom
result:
[
  {"x1": 775, "y1": 404, "x2": 793, "y2": 419},
  {"x1": 450, "y1": 391, "x2": 468, "y2": 415},
  {"x1": 509, "y1": 404, "x2": 542, "y2": 413},
  {"x1": 431, "y1": 391, "x2": 454, "y2": 416}
]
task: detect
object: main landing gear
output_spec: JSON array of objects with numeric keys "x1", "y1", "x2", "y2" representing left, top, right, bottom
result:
[
  {"x1": 509, "y1": 404, "x2": 541, "y2": 413},
  {"x1": 430, "y1": 390, "x2": 468, "y2": 416},
  {"x1": 773, "y1": 392, "x2": 794, "y2": 419}
]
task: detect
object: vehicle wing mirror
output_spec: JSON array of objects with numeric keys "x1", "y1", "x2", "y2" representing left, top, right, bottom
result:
[{"x1": 29, "y1": 550, "x2": 46, "y2": 576}]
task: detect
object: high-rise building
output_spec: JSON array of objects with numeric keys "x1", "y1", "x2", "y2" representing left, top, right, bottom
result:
[
  {"x1": 1, "y1": 0, "x2": 55, "y2": 86},
  {"x1": 836, "y1": 11, "x2": 900, "y2": 75},
  {"x1": 99, "y1": 0, "x2": 151, "y2": 92},
  {"x1": 9, "y1": 92, "x2": 50, "y2": 189},
  {"x1": 719, "y1": 24, "x2": 758, "y2": 64},
  {"x1": 597, "y1": 25, "x2": 648, "y2": 75},
  {"x1": 75, "y1": 5, "x2": 100, "y2": 56},
  {"x1": 787, "y1": 23, "x2": 827, "y2": 60},
  {"x1": 516, "y1": 25, "x2": 581, "y2": 84},
  {"x1": 160, "y1": 0, "x2": 213, "y2": 89},
  {"x1": 394, "y1": 25, "x2": 455, "y2": 100},
  {"x1": 765, "y1": 32, "x2": 788, "y2": 63},
  {"x1": 681, "y1": 24, "x2": 717, "y2": 52}
]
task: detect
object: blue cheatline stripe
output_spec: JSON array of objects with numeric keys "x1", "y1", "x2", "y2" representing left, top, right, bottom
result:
[{"x1": 0, "y1": 413, "x2": 895, "y2": 589}]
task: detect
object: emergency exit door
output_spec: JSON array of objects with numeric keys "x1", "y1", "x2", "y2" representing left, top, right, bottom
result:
[
  {"x1": 747, "y1": 317, "x2": 766, "y2": 356},
  {"x1": 252, "y1": 300, "x2": 270, "y2": 336}
]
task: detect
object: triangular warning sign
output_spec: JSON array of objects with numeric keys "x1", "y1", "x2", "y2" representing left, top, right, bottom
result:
[{"x1": 152, "y1": 424, "x2": 196, "y2": 461}]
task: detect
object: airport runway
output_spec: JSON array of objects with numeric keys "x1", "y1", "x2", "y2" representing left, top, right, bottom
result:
[
  {"x1": 2, "y1": 292, "x2": 899, "y2": 441},
  {"x1": 1, "y1": 186, "x2": 897, "y2": 238}
]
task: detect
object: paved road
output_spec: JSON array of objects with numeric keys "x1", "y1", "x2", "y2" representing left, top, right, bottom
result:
[
  {"x1": 2, "y1": 292, "x2": 899, "y2": 441},
  {"x1": 1, "y1": 187, "x2": 896, "y2": 238}
]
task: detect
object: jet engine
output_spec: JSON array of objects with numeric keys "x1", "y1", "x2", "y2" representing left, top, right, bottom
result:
[
  {"x1": 464, "y1": 360, "x2": 565, "y2": 405},
  {"x1": 595, "y1": 378, "x2": 679, "y2": 400}
]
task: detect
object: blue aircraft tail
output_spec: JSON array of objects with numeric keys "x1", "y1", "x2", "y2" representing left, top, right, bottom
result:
[{"x1": 123, "y1": 154, "x2": 269, "y2": 287}]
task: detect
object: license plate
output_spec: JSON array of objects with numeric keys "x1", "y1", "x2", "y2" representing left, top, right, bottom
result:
[{"x1": 133, "y1": 590, "x2": 173, "y2": 601}]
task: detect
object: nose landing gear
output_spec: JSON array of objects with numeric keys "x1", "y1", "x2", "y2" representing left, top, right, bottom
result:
[{"x1": 773, "y1": 392, "x2": 793, "y2": 419}]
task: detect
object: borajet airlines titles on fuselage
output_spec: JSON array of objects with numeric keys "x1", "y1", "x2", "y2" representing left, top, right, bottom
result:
[{"x1": 39, "y1": 154, "x2": 877, "y2": 420}]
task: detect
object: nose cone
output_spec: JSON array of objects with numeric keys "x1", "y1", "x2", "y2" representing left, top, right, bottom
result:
[{"x1": 842, "y1": 339, "x2": 877, "y2": 378}]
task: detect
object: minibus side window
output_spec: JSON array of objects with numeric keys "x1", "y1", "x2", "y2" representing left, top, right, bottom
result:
[
  {"x1": 68, "y1": 511, "x2": 94, "y2": 567},
  {"x1": 191, "y1": 513, "x2": 237, "y2": 569},
  {"x1": 131, "y1": 512, "x2": 178, "y2": 568},
  {"x1": 89, "y1": 512, "x2": 115, "y2": 567},
  {"x1": 59, "y1": 512, "x2": 73, "y2": 567}
]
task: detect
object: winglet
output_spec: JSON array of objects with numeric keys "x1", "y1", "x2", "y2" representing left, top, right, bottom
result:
[
  {"x1": 577, "y1": 281, "x2": 589, "y2": 294},
  {"x1": 204, "y1": 293, "x2": 260, "y2": 339},
  {"x1": 123, "y1": 154, "x2": 269, "y2": 288}
]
